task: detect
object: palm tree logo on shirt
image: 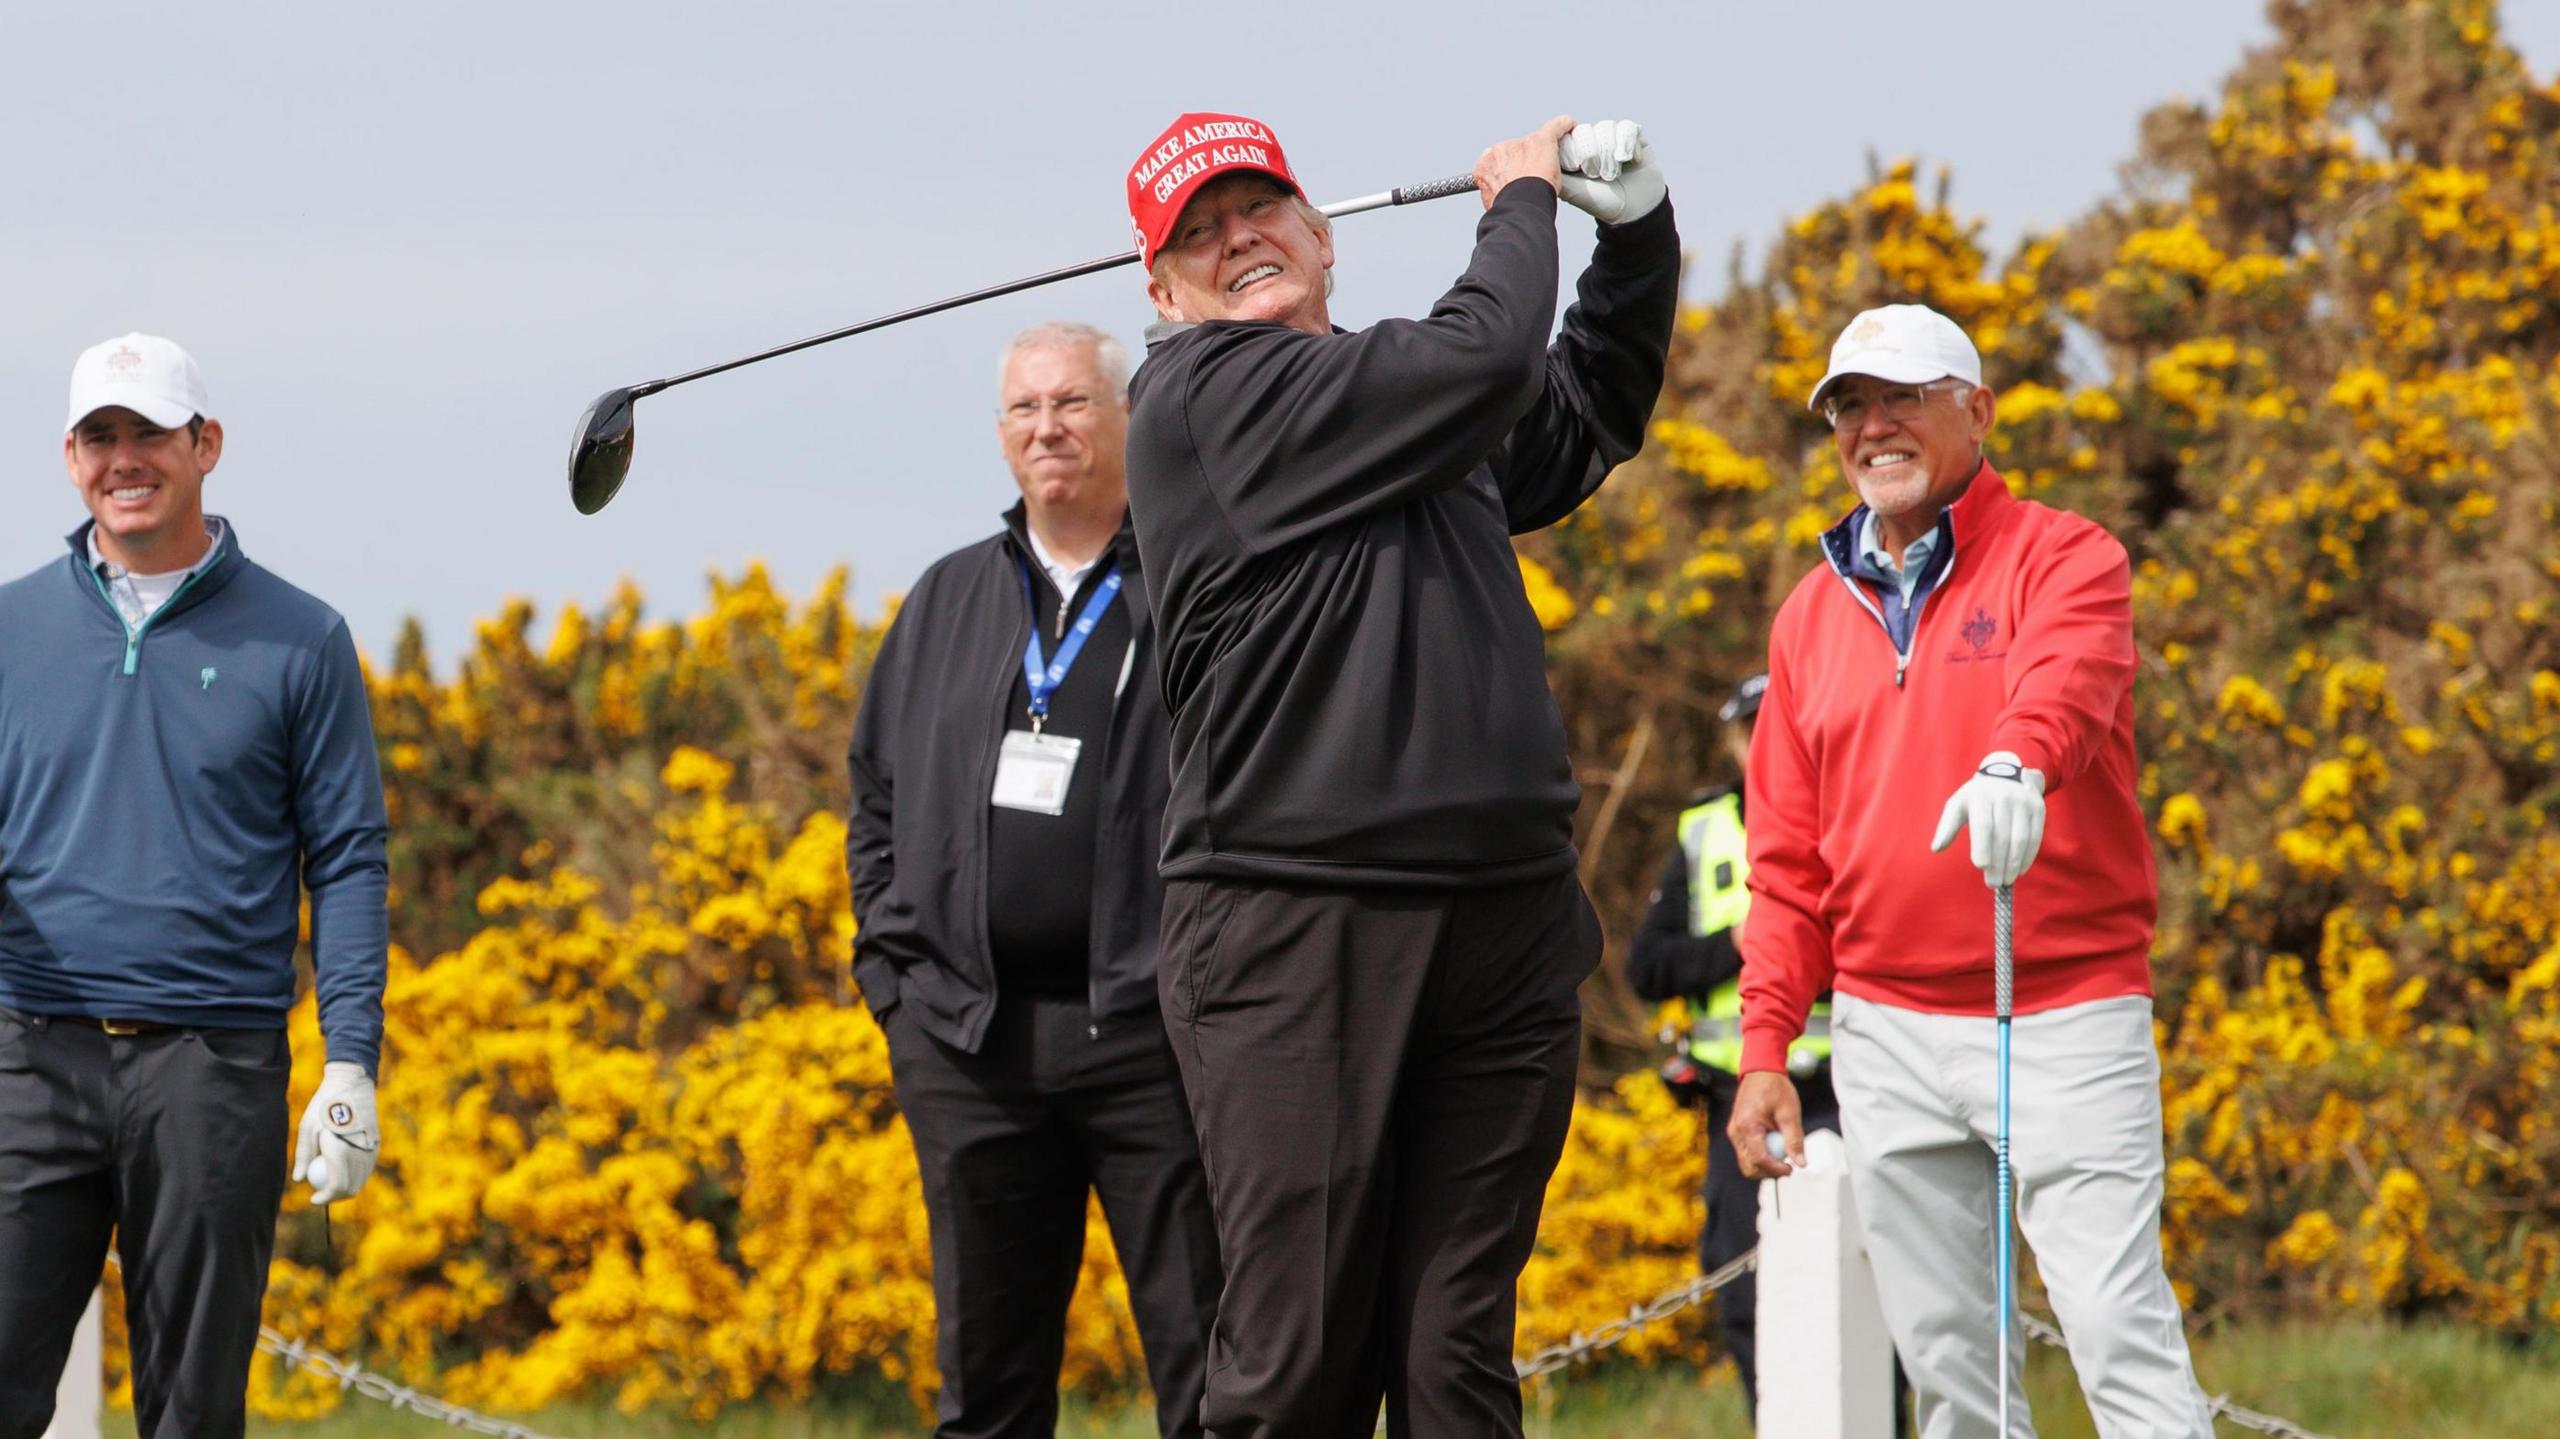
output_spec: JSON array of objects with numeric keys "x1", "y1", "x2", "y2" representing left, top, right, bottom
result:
[{"x1": 201, "y1": 667, "x2": 218, "y2": 691}]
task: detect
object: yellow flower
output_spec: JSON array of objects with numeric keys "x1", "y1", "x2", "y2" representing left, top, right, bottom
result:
[
  {"x1": 662, "y1": 746, "x2": 735, "y2": 797},
  {"x1": 2215, "y1": 674, "x2": 2287, "y2": 726},
  {"x1": 2158, "y1": 792, "x2": 2210, "y2": 849},
  {"x1": 2268, "y1": 1211, "x2": 2341, "y2": 1269},
  {"x1": 1515, "y1": 554, "x2": 1576, "y2": 631}
]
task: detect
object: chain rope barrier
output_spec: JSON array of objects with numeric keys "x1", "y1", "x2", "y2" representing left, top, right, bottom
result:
[
  {"x1": 1513, "y1": 1247, "x2": 1759, "y2": 1381},
  {"x1": 1501, "y1": 1247, "x2": 2335, "y2": 1438},
  {"x1": 250, "y1": 1326, "x2": 564, "y2": 1439},
  {"x1": 103, "y1": 1252, "x2": 564, "y2": 1439},
  {"x1": 99, "y1": 1244, "x2": 2332, "y2": 1437}
]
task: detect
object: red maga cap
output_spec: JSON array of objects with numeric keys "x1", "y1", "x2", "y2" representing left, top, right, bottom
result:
[{"x1": 1126, "y1": 112, "x2": 1304, "y2": 267}]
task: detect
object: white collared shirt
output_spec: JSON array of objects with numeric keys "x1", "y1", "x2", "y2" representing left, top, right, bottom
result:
[{"x1": 89, "y1": 517, "x2": 226, "y2": 630}]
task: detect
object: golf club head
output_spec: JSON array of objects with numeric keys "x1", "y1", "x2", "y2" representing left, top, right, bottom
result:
[{"x1": 569, "y1": 387, "x2": 637, "y2": 514}]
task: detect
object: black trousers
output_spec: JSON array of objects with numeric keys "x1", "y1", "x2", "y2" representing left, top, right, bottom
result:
[
  {"x1": 1157, "y1": 870, "x2": 1600, "y2": 1439},
  {"x1": 886, "y1": 994, "x2": 1222, "y2": 1439},
  {"x1": 0, "y1": 1006, "x2": 289, "y2": 1439}
]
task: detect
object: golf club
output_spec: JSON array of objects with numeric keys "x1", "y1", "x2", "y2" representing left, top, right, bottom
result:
[
  {"x1": 1994, "y1": 881, "x2": 2016, "y2": 1437},
  {"x1": 568, "y1": 171, "x2": 1482, "y2": 514}
]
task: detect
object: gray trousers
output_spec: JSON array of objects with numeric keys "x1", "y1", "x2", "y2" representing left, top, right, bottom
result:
[
  {"x1": 0, "y1": 1006, "x2": 289, "y2": 1439},
  {"x1": 1831, "y1": 994, "x2": 2214, "y2": 1439}
]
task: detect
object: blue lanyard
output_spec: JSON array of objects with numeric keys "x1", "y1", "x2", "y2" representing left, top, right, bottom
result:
[{"x1": 1018, "y1": 559, "x2": 1123, "y2": 732}]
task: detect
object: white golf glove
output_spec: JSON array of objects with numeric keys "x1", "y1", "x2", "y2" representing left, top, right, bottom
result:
[
  {"x1": 294, "y1": 1060, "x2": 380, "y2": 1205},
  {"x1": 1556, "y1": 120, "x2": 1667, "y2": 224},
  {"x1": 1930, "y1": 751, "x2": 2048, "y2": 887}
]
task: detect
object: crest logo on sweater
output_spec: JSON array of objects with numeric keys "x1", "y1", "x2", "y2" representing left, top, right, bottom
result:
[
  {"x1": 1961, "y1": 608, "x2": 1997, "y2": 652},
  {"x1": 201, "y1": 666, "x2": 218, "y2": 690},
  {"x1": 1948, "y1": 607, "x2": 2007, "y2": 664}
]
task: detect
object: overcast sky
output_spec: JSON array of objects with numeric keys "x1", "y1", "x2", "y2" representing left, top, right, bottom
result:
[{"x1": 6, "y1": 2, "x2": 2554, "y2": 663}]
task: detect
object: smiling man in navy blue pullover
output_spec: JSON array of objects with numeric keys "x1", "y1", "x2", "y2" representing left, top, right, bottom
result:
[{"x1": 0, "y1": 335, "x2": 390, "y2": 1439}]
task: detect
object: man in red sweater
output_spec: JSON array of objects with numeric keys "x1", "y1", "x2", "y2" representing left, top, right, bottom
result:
[{"x1": 1729, "y1": 305, "x2": 2213, "y2": 1437}]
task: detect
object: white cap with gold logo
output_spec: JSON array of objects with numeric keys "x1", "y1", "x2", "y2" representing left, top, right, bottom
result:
[
  {"x1": 1807, "y1": 304, "x2": 1981, "y2": 411},
  {"x1": 66, "y1": 333, "x2": 210, "y2": 434}
]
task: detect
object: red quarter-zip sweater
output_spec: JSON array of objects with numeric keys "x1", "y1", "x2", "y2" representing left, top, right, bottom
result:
[{"x1": 1737, "y1": 463, "x2": 2155, "y2": 1074}]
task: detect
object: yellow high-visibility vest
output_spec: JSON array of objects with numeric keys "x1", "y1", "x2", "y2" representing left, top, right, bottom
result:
[{"x1": 1676, "y1": 793, "x2": 1831, "y2": 1076}]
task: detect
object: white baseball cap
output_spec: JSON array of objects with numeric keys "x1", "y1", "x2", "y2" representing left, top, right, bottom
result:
[
  {"x1": 1806, "y1": 304, "x2": 1981, "y2": 411},
  {"x1": 65, "y1": 333, "x2": 210, "y2": 435}
]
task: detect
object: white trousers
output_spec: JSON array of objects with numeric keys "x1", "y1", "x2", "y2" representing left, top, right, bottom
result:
[{"x1": 1830, "y1": 993, "x2": 2215, "y2": 1439}]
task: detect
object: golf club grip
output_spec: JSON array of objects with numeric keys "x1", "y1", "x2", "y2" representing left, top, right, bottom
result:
[
  {"x1": 1993, "y1": 883, "x2": 2014, "y2": 1017},
  {"x1": 1394, "y1": 173, "x2": 1479, "y2": 206},
  {"x1": 1320, "y1": 173, "x2": 1480, "y2": 220}
]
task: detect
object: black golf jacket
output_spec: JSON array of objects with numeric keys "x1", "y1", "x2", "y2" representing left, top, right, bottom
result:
[
  {"x1": 845, "y1": 507, "x2": 1169, "y2": 1053},
  {"x1": 1124, "y1": 180, "x2": 1679, "y2": 888}
]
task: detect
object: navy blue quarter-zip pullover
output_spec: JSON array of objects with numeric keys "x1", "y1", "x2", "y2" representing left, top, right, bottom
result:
[{"x1": 0, "y1": 519, "x2": 389, "y2": 1070}]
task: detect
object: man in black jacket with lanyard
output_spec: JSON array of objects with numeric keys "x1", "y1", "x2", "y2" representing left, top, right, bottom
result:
[
  {"x1": 845, "y1": 322, "x2": 1219, "y2": 1439},
  {"x1": 1120, "y1": 114, "x2": 1679, "y2": 1438}
]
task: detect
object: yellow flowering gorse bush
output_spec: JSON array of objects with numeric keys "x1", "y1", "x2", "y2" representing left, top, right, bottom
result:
[{"x1": 198, "y1": 584, "x2": 1724, "y2": 1419}]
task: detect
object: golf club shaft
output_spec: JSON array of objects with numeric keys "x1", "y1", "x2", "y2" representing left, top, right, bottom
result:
[
  {"x1": 628, "y1": 171, "x2": 1479, "y2": 401},
  {"x1": 1995, "y1": 882, "x2": 2015, "y2": 1435}
]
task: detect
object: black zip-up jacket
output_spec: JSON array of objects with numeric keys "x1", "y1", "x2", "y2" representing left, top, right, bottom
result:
[
  {"x1": 1124, "y1": 181, "x2": 1679, "y2": 887},
  {"x1": 845, "y1": 507, "x2": 1167, "y2": 1053}
]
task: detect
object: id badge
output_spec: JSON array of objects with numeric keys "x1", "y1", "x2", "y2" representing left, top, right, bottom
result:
[{"x1": 991, "y1": 730, "x2": 1082, "y2": 815}]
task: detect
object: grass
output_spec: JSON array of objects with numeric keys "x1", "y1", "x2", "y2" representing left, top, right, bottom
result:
[{"x1": 98, "y1": 1319, "x2": 2560, "y2": 1436}]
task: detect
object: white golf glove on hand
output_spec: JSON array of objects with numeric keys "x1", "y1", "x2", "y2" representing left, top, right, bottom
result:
[
  {"x1": 295, "y1": 1060, "x2": 380, "y2": 1205},
  {"x1": 1930, "y1": 751, "x2": 2048, "y2": 887},
  {"x1": 1556, "y1": 120, "x2": 1667, "y2": 224}
]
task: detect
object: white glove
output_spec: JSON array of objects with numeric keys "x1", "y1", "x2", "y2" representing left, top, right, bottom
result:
[
  {"x1": 1929, "y1": 751, "x2": 2048, "y2": 887},
  {"x1": 1556, "y1": 120, "x2": 1666, "y2": 224},
  {"x1": 295, "y1": 1060, "x2": 380, "y2": 1205}
]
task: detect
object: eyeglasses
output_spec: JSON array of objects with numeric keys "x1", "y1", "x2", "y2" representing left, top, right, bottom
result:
[
  {"x1": 1001, "y1": 395, "x2": 1095, "y2": 427},
  {"x1": 1820, "y1": 379, "x2": 1971, "y2": 433}
]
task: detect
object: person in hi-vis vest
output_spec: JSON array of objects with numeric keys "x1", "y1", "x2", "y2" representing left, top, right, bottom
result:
[{"x1": 1628, "y1": 672, "x2": 1848, "y2": 1422}]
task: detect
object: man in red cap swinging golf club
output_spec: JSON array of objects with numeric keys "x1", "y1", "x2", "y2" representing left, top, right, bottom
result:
[
  {"x1": 1729, "y1": 303, "x2": 2216, "y2": 1437},
  {"x1": 1117, "y1": 113, "x2": 1678, "y2": 1437}
]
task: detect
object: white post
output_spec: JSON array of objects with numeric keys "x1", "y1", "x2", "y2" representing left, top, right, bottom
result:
[
  {"x1": 42, "y1": 1287, "x2": 104, "y2": 1439},
  {"x1": 1754, "y1": 1129, "x2": 1897, "y2": 1438}
]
